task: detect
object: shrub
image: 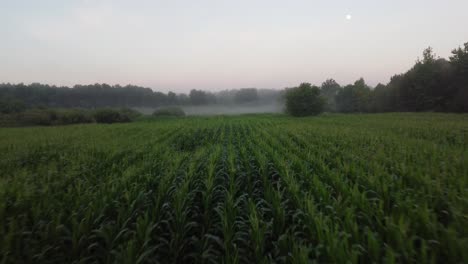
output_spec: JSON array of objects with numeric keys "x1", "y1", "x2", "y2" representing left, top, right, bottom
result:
[
  {"x1": 93, "y1": 109, "x2": 131, "y2": 123},
  {"x1": 18, "y1": 109, "x2": 54, "y2": 126},
  {"x1": 0, "y1": 107, "x2": 139, "y2": 127},
  {"x1": 285, "y1": 83, "x2": 325, "y2": 116},
  {"x1": 58, "y1": 109, "x2": 93, "y2": 125},
  {"x1": 119, "y1": 108, "x2": 143, "y2": 121},
  {"x1": 152, "y1": 106, "x2": 185, "y2": 117},
  {"x1": 0, "y1": 114, "x2": 19, "y2": 127}
]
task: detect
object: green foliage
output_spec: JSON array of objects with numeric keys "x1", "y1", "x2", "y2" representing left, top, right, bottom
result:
[
  {"x1": 234, "y1": 88, "x2": 259, "y2": 104},
  {"x1": 0, "y1": 83, "x2": 173, "y2": 108},
  {"x1": 0, "y1": 83, "x2": 284, "y2": 110},
  {"x1": 285, "y1": 83, "x2": 325, "y2": 116},
  {"x1": 152, "y1": 106, "x2": 186, "y2": 117},
  {"x1": 330, "y1": 43, "x2": 468, "y2": 113},
  {"x1": 0, "y1": 113, "x2": 466, "y2": 263},
  {"x1": 18, "y1": 109, "x2": 55, "y2": 126},
  {"x1": 189, "y1": 89, "x2": 215, "y2": 105},
  {"x1": 57, "y1": 109, "x2": 94, "y2": 125},
  {"x1": 93, "y1": 109, "x2": 132, "y2": 124},
  {"x1": 0, "y1": 98, "x2": 26, "y2": 114},
  {"x1": 119, "y1": 107, "x2": 143, "y2": 120},
  {"x1": 0, "y1": 107, "x2": 138, "y2": 127},
  {"x1": 336, "y1": 78, "x2": 372, "y2": 113},
  {"x1": 449, "y1": 42, "x2": 468, "y2": 112},
  {"x1": 320, "y1": 79, "x2": 341, "y2": 112}
]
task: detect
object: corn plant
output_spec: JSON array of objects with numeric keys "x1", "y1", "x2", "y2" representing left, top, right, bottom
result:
[{"x1": 0, "y1": 113, "x2": 466, "y2": 263}]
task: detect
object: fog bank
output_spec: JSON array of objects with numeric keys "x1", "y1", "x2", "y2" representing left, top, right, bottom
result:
[{"x1": 136, "y1": 102, "x2": 284, "y2": 116}]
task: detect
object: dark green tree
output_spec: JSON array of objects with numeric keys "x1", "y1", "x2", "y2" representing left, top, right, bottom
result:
[
  {"x1": 335, "y1": 78, "x2": 371, "y2": 112},
  {"x1": 93, "y1": 109, "x2": 131, "y2": 123},
  {"x1": 234, "y1": 88, "x2": 259, "y2": 104},
  {"x1": 449, "y1": 42, "x2": 468, "y2": 112},
  {"x1": 0, "y1": 98, "x2": 26, "y2": 114},
  {"x1": 320, "y1": 79, "x2": 341, "y2": 112},
  {"x1": 167, "y1": 91, "x2": 178, "y2": 105},
  {"x1": 369, "y1": 83, "x2": 391, "y2": 112},
  {"x1": 285, "y1": 83, "x2": 325, "y2": 116},
  {"x1": 398, "y1": 47, "x2": 454, "y2": 111},
  {"x1": 189, "y1": 89, "x2": 209, "y2": 105}
]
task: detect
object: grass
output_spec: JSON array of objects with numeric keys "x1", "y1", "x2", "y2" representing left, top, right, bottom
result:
[{"x1": 0, "y1": 113, "x2": 467, "y2": 263}]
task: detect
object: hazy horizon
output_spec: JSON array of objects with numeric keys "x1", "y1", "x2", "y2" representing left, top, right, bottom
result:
[{"x1": 1, "y1": 0, "x2": 467, "y2": 93}]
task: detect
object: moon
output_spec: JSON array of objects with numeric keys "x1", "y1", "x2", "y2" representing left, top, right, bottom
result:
[{"x1": 346, "y1": 14, "x2": 352, "y2": 20}]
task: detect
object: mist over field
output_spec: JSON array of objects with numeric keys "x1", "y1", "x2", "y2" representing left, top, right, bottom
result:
[
  {"x1": 137, "y1": 102, "x2": 284, "y2": 116},
  {"x1": 183, "y1": 103, "x2": 284, "y2": 115}
]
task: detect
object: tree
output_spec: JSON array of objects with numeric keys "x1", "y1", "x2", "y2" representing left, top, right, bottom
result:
[
  {"x1": 0, "y1": 83, "x2": 173, "y2": 108},
  {"x1": 93, "y1": 109, "x2": 131, "y2": 123},
  {"x1": 234, "y1": 88, "x2": 259, "y2": 104},
  {"x1": 422, "y1": 46, "x2": 436, "y2": 64},
  {"x1": 177, "y1": 93, "x2": 190, "y2": 105},
  {"x1": 320, "y1": 79, "x2": 341, "y2": 112},
  {"x1": 335, "y1": 78, "x2": 371, "y2": 112},
  {"x1": 285, "y1": 83, "x2": 325, "y2": 116},
  {"x1": 397, "y1": 47, "x2": 454, "y2": 111},
  {"x1": 189, "y1": 89, "x2": 209, "y2": 105},
  {"x1": 369, "y1": 83, "x2": 391, "y2": 112},
  {"x1": 0, "y1": 98, "x2": 26, "y2": 114},
  {"x1": 449, "y1": 42, "x2": 468, "y2": 112},
  {"x1": 450, "y1": 42, "x2": 468, "y2": 73},
  {"x1": 167, "y1": 91, "x2": 178, "y2": 105}
]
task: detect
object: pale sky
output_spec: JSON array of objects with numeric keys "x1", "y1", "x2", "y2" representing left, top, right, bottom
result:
[{"x1": 1, "y1": 0, "x2": 467, "y2": 92}]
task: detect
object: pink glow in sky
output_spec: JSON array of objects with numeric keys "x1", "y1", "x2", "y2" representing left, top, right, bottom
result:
[{"x1": 1, "y1": 0, "x2": 467, "y2": 92}]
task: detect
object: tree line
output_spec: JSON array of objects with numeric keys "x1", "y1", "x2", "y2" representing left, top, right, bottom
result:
[
  {"x1": 0, "y1": 84, "x2": 281, "y2": 113},
  {"x1": 1, "y1": 42, "x2": 467, "y2": 115},
  {"x1": 285, "y1": 42, "x2": 468, "y2": 116},
  {"x1": 322, "y1": 43, "x2": 468, "y2": 113},
  {"x1": 0, "y1": 107, "x2": 142, "y2": 127}
]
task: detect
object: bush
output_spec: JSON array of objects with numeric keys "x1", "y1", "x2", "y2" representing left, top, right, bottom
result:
[
  {"x1": 119, "y1": 108, "x2": 143, "y2": 121},
  {"x1": 18, "y1": 109, "x2": 54, "y2": 126},
  {"x1": 152, "y1": 107, "x2": 185, "y2": 117},
  {"x1": 285, "y1": 83, "x2": 325, "y2": 116},
  {"x1": 58, "y1": 109, "x2": 93, "y2": 125},
  {"x1": 16, "y1": 108, "x2": 93, "y2": 126},
  {"x1": 93, "y1": 109, "x2": 131, "y2": 124},
  {"x1": 0, "y1": 107, "x2": 139, "y2": 127}
]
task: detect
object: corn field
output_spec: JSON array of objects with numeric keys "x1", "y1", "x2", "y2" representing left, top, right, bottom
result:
[{"x1": 0, "y1": 113, "x2": 467, "y2": 263}]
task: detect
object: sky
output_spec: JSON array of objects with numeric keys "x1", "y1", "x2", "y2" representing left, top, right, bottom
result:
[{"x1": 1, "y1": 0, "x2": 467, "y2": 92}]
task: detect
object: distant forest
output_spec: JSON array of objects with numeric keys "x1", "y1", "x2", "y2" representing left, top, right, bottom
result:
[
  {"x1": 0, "y1": 84, "x2": 281, "y2": 109},
  {"x1": 1, "y1": 42, "x2": 467, "y2": 113}
]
